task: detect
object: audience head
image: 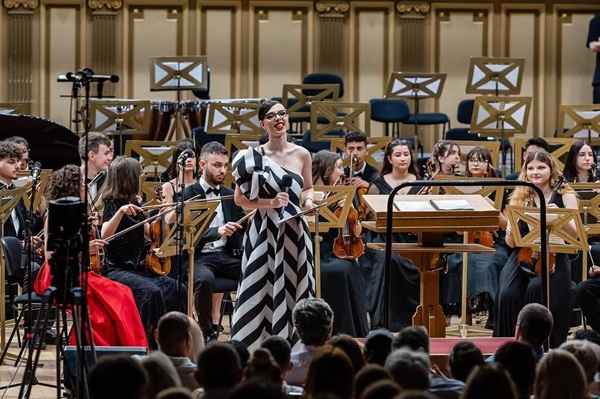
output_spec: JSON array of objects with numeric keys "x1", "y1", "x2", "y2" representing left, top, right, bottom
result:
[
  {"x1": 260, "y1": 335, "x2": 292, "y2": 376},
  {"x1": 229, "y1": 379, "x2": 284, "y2": 399},
  {"x1": 462, "y1": 363, "x2": 517, "y2": 399},
  {"x1": 364, "y1": 329, "x2": 394, "y2": 366},
  {"x1": 392, "y1": 326, "x2": 429, "y2": 353},
  {"x1": 328, "y1": 333, "x2": 366, "y2": 373},
  {"x1": 448, "y1": 341, "x2": 484, "y2": 382},
  {"x1": 156, "y1": 387, "x2": 193, "y2": 399},
  {"x1": 226, "y1": 340, "x2": 250, "y2": 368},
  {"x1": 304, "y1": 345, "x2": 354, "y2": 399},
  {"x1": 394, "y1": 392, "x2": 439, "y2": 399},
  {"x1": 89, "y1": 355, "x2": 147, "y2": 399},
  {"x1": 494, "y1": 341, "x2": 537, "y2": 398},
  {"x1": 574, "y1": 329, "x2": 600, "y2": 347},
  {"x1": 359, "y1": 379, "x2": 401, "y2": 399},
  {"x1": 195, "y1": 342, "x2": 243, "y2": 389},
  {"x1": 559, "y1": 340, "x2": 600, "y2": 384},
  {"x1": 187, "y1": 315, "x2": 204, "y2": 362},
  {"x1": 156, "y1": 311, "x2": 192, "y2": 357},
  {"x1": 292, "y1": 298, "x2": 334, "y2": 346},
  {"x1": 385, "y1": 348, "x2": 430, "y2": 391},
  {"x1": 515, "y1": 303, "x2": 553, "y2": 347},
  {"x1": 354, "y1": 364, "x2": 393, "y2": 399},
  {"x1": 244, "y1": 348, "x2": 283, "y2": 387},
  {"x1": 534, "y1": 349, "x2": 587, "y2": 399},
  {"x1": 140, "y1": 351, "x2": 182, "y2": 398}
]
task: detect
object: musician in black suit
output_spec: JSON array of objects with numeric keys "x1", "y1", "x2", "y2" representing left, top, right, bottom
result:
[
  {"x1": 343, "y1": 131, "x2": 380, "y2": 186},
  {"x1": 180, "y1": 141, "x2": 246, "y2": 343},
  {"x1": 0, "y1": 140, "x2": 27, "y2": 240},
  {"x1": 78, "y1": 132, "x2": 113, "y2": 207}
]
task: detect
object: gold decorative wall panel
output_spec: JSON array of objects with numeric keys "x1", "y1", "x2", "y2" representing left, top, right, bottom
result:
[
  {"x1": 249, "y1": 2, "x2": 313, "y2": 99},
  {"x1": 197, "y1": 2, "x2": 241, "y2": 99},
  {"x1": 6, "y1": 9, "x2": 35, "y2": 104},
  {"x1": 316, "y1": 0, "x2": 349, "y2": 90}
]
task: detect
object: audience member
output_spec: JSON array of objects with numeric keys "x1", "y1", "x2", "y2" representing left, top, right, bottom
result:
[
  {"x1": 392, "y1": 326, "x2": 429, "y2": 352},
  {"x1": 494, "y1": 342, "x2": 537, "y2": 399},
  {"x1": 156, "y1": 387, "x2": 193, "y2": 399},
  {"x1": 394, "y1": 392, "x2": 438, "y2": 399},
  {"x1": 244, "y1": 348, "x2": 283, "y2": 388},
  {"x1": 533, "y1": 349, "x2": 588, "y2": 399},
  {"x1": 364, "y1": 329, "x2": 394, "y2": 366},
  {"x1": 303, "y1": 345, "x2": 354, "y2": 399},
  {"x1": 359, "y1": 380, "x2": 401, "y2": 399},
  {"x1": 188, "y1": 315, "x2": 204, "y2": 363},
  {"x1": 225, "y1": 340, "x2": 250, "y2": 369},
  {"x1": 261, "y1": 335, "x2": 303, "y2": 396},
  {"x1": 140, "y1": 352, "x2": 182, "y2": 399},
  {"x1": 195, "y1": 342, "x2": 243, "y2": 399},
  {"x1": 89, "y1": 356, "x2": 147, "y2": 399},
  {"x1": 559, "y1": 340, "x2": 600, "y2": 391},
  {"x1": 156, "y1": 311, "x2": 200, "y2": 390},
  {"x1": 329, "y1": 333, "x2": 366, "y2": 373},
  {"x1": 515, "y1": 303, "x2": 553, "y2": 361},
  {"x1": 354, "y1": 364, "x2": 394, "y2": 399},
  {"x1": 285, "y1": 298, "x2": 334, "y2": 386},
  {"x1": 448, "y1": 341, "x2": 484, "y2": 382},
  {"x1": 385, "y1": 348, "x2": 430, "y2": 391},
  {"x1": 228, "y1": 379, "x2": 284, "y2": 399},
  {"x1": 574, "y1": 329, "x2": 600, "y2": 347},
  {"x1": 461, "y1": 363, "x2": 517, "y2": 399}
]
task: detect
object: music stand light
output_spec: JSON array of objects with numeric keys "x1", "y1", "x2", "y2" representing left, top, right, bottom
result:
[
  {"x1": 150, "y1": 56, "x2": 208, "y2": 141},
  {"x1": 557, "y1": 105, "x2": 600, "y2": 145},
  {"x1": 385, "y1": 72, "x2": 447, "y2": 154},
  {"x1": 89, "y1": 100, "x2": 152, "y2": 156},
  {"x1": 466, "y1": 57, "x2": 525, "y2": 96}
]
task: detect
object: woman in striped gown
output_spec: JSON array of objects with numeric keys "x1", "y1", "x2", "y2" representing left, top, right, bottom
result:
[{"x1": 230, "y1": 100, "x2": 315, "y2": 351}]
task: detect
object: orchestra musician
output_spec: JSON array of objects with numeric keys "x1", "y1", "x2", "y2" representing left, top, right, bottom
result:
[
  {"x1": 100, "y1": 156, "x2": 185, "y2": 349},
  {"x1": 0, "y1": 140, "x2": 29, "y2": 241},
  {"x1": 505, "y1": 137, "x2": 549, "y2": 181},
  {"x1": 362, "y1": 139, "x2": 420, "y2": 331},
  {"x1": 431, "y1": 140, "x2": 461, "y2": 177},
  {"x1": 494, "y1": 150, "x2": 578, "y2": 348},
  {"x1": 311, "y1": 150, "x2": 368, "y2": 337},
  {"x1": 6, "y1": 136, "x2": 30, "y2": 171},
  {"x1": 562, "y1": 140, "x2": 598, "y2": 183},
  {"x1": 161, "y1": 139, "x2": 198, "y2": 204},
  {"x1": 343, "y1": 132, "x2": 379, "y2": 219},
  {"x1": 178, "y1": 141, "x2": 246, "y2": 344},
  {"x1": 78, "y1": 132, "x2": 113, "y2": 207},
  {"x1": 33, "y1": 165, "x2": 148, "y2": 347}
]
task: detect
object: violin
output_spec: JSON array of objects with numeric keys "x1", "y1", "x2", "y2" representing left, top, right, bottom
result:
[
  {"x1": 517, "y1": 175, "x2": 565, "y2": 277},
  {"x1": 333, "y1": 175, "x2": 365, "y2": 259},
  {"x1": 145, "y1": 185, "x2": 171, "y2": 276},
  {"x1": 351, "y1": 156, "x2": 368, "y2": 221},
  {"x1": 88, "y1": 203, "x2": 105, "y2": 274}
]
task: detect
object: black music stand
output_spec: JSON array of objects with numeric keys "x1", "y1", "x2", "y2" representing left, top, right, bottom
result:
[
  {"x1": 471, "y1": 96, "x2": 532, "y2": 175},
  {"x1": 150, "y1": 56, "x2": 208, "y2": 141},
  {"x1": 466, "y1": 57, "x2": 525, "y2": 96},
  {"x1": 385, "y1": 72, "x2": 447, "y2": 154},
  {"x1": 557, "y1": 105, "x2": 600, "y2": 145},
  {"x1": 88, "y1": 100, "x2": 152, "y2": 155}
]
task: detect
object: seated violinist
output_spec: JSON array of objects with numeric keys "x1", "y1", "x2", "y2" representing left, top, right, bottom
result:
[
  {"x1": 563, "y1": 140, "x2": 598, "y2": 183},
  {"x1": 493, "y1": 150, "x2": 578, "y2": 348},
  {"x1": 431, "y1": 140, "x2": 461, "y2": 177},
  {"x1": 33, "y1": 165, "x2": 148, "y2": 347},
  {"x1": 178, "y1": 142, "x2": 246, "y2": 344},
  {"x1": 343, "y1": 131, "x2": 379, "y2": 219},
  {"x1": 312, "y1": 150, "x2": 368, "y2": 337}
]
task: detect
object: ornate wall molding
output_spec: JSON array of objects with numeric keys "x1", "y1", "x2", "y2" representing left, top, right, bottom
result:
[
  {"x1": 316, "y1": 1, "x2": 349, "y2": 18},
  {"x1": 3, "y1": 0, "x2": 38, "y2": 10},
  {"x1": 88, "y1": 0, "x2": 122, "y2": 11},
  {"x1": 397, "y1": 2, "x2": 430, "y2": 16}
]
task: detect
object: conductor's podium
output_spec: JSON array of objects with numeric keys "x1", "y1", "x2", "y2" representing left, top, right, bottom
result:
[{"x1": 362, "y1": 194, "x2": 499, "y2": 337}]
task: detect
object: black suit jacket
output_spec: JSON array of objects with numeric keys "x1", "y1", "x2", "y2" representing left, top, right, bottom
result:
[
  {"x1": 0, "y1": 182, "x2": 26, "y2": 240},
  {"x1": 181, "y1": 182, "x2": 246, "y2": 253},
  {"x1": 344, "y1": 162, "x2": 379, "y2": 184}
]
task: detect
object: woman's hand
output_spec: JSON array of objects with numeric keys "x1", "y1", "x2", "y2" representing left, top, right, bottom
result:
[
  {"x1": 119, "y1": 203, "x2": 143, "y2": 216},
  {"x1": 270, "y1": 192, "x2": 289, "y2": 209},
  {"x1": 89, "y1": 239, "x2": 108, "y2": 254}
]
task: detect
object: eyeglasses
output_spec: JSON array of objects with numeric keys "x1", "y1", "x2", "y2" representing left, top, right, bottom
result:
[
  {"x1": 468, "y1": 158, "x2": 488, "y2": 164},
  {"x1": 264, "y1": 110, "x2": 288, "y2": 121}
]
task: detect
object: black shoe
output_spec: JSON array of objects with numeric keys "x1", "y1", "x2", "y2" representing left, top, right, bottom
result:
[
  {"x1": 43, "y1": 329, "x2": 57, "y2": 345},
  {"x1": 212, "y1": 324, "x2": 224, "y2": 333},
  {"x1": 204, "y1": 331, "x2": 218, "y2": 344}
]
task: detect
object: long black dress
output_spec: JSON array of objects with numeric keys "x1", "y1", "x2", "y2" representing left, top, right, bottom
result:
[
  {"x1": 493, "y1": 194, "x2": 575, "y2": 348},
  {"x1": 360, "y1": 176, "x2": 420, "y2": 331},
  {"x1": 102, "y1": 199, "x2": 185, "y2": 348}
]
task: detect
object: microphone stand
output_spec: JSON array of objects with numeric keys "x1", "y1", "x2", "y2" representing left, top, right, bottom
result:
[{"x1": 175, "y1": 163, "x2": 186, "y2": 312}]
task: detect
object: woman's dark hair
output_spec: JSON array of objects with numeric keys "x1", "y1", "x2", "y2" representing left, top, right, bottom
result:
[
  {"x1": 258, "y1": 100, "x2": 282, "y2": 121},
  {"x1": 99, "y1": 156, "x2": 141, "y2": 203},
  {"x1": 167, "y1": 139, "x2": 198, "y2": 180},
  {"x1": 46, "y1": 165, "x2": 81, "y2": 200},
  {"x1": 563, "y1": 140, "x2": 596, "y2": 182},
  {"x1": 312, "y1": 150, "x2": 341, "y2": 185},
  {"x1": 465, "y1": 146, "x2": 497, "y2": 177},
  {"x1": 380, "y1": 139, "x2": 419, "y2": 177},
  {"x1": 432, "y1": 140, "x2": 460, "y2": 173}
]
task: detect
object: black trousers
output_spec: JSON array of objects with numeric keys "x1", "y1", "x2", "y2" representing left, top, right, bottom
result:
[{"x1": 192, "y1": 251, "x2": 241, "y2": 334}]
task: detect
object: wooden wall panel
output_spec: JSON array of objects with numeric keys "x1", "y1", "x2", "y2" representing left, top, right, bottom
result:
[
  {"x1": 249, "y1": 2, "x2": 313, "y2": 99},
  {"x1": 197, "y1": 2, "x2": 241, "y2": 99}
]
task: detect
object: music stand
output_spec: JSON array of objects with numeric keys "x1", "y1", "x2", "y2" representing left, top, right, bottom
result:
[
  {"x1": 305, "y1": 186, "x2": 356, "y2": 298},
  {"x1": 125, "y1": 140, "x2": 178, "y2": 180},
  {"x1": 557, "y1": 105, "x2": 600, "y2": 145},
  {"x1": 223, "y1": 135, "x2": 262, "y2": 188},
  {"x1": 329, "y1": 136, "x2": 391, "y2": 171},
  {"x1": 282, "y1": 84, "x2": 340, "y2": 132},
  {"x1": 158, "y1": 200, "x2": 219, "y2": 316},
  {"x1": 310, "y1": 102, "x2": 370, "y2": 141},
  {"x1": 466, "y1": 57, "x2": 525, "y2": 96},
  {"x1": 89, "y1": 100, "x2": 152, "y2": 156},
  {"x1": 471, "y1": 96, "x2": 532, "y2": 175},
  {"x1": 0, "y1": 103, "x2": 31, "y2": 115},
  {"x1": 513, "y1": 137, "x2": 576, "y2": 173},
  {"x1": 385, "y1": 72, "x2": 447, "y2": 154},
  {"x1": 150, "y1": 56, "x2": 208, "y2": 141},
  {"x1": 506, "y1": 205, "x2": 588, "y2": 305},
  {"x1": 0, "y1": 187, "x2": 29, "y2": 353},
  {"x1": 571, "y1": 182, "x2": 600, "y2": 288},
  {"x1": 17, "y1": 170, "x2": 52, "y2": 213},
  {"x1": 205, "y1": 102, "x2": 262, "y2": 135}
]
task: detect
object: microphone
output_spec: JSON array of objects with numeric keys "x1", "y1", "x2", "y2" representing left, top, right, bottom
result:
[
  {"x1": 31, "y1": 162, "x2": 42, "y2": 184},
  {"x1": 63, "y1": 71, "x2": 119, "y2": 83},
  {"x1": 177, "y1": 149, "x2": 194, "y2": 166},
  {"x1": 279, "y1": 175, "x2": 293, "y2": 218}
]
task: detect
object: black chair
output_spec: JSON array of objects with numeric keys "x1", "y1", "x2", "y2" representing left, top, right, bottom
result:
[
  {"x1": 191, "y1": 65, "x2": 210, "y2": 100},
  {"x1": 369, "y1": 98, "x2": 410, "y2": 137},
  {"x1": 213, "y1": 277, "x2": 238, "y2": 338},
  {"x1": 301, "y1": 129, "x2": 346, "y2": 154},
  {"x1": 302, "y1": 73, "x2": 344, "y2": 98}
]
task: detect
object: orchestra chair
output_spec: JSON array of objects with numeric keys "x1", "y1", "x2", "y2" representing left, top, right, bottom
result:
[
  {"x1": 192, "y1": 65, "x2": 210, "y2": 100},
  {"x1": 0, "y1": 236, "x2": 44, "y2": 366},
  {"x1": 302, "y1": 73, "x2": 344, "y2": 99},
  {"x1": 301, "y1": 129, "x2": 346, "y2": 154},
  {"x1": 369, "y1": 98, "x2": 422, "y2": 156},
  {"x1": 192, "y1": 126, "x2": 226, "y2": 149},
  {"x1": 213, "y1": 277, "x2": 238, "y2": 338},
  {"x1": 404, "y1": 104, "x2": 451, "y2": 141}
]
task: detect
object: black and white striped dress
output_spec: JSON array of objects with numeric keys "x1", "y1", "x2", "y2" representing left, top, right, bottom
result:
[{"x1": 230, "y1": 147, "x2": 315, "y2": 351}]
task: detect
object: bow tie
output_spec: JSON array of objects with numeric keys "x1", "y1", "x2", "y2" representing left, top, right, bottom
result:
[{"x1": 206, "y1": 187, "x2": 221, "y2": 196}]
